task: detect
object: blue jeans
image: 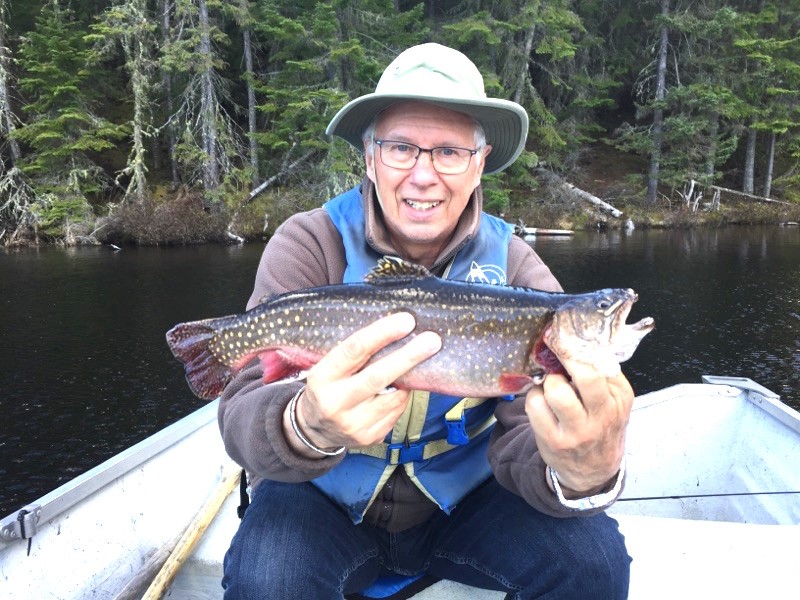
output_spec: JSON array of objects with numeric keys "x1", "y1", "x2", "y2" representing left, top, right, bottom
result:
[{"x1": 222, "y1": 478, "x2": 630, "y2": 599}]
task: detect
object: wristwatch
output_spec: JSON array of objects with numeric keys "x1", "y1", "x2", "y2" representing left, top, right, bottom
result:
[{"x1": 547, "y1": 458, "x2": 626, "y2": 511}]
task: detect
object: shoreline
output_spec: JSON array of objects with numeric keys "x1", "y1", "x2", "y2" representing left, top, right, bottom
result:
[{"x1": 3, "y1": 192, "x2": 799, "y2": 249}]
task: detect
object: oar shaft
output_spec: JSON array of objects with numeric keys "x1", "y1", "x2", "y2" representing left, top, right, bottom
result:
[{"x1": 141, "y1": 464, "x2": 241, "y2": 600}]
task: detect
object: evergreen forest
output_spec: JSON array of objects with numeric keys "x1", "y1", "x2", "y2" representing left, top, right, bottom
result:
[{"x1": 1, "y1": 0, "x2": 799, "y2": 245}]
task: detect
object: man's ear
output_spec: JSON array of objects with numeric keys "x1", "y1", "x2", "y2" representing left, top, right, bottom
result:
[
  {"x1": 471, "y1": 144, "x2": 492, "y2": 186},
  {"x1": 365, "y1": 147, "x2": 377, "y2": 183},
  {"x1": 479, "y1": 145, "x2": 492, "y2": 173}
]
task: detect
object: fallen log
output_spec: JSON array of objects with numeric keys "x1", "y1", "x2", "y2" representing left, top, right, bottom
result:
[
  {"x1": 517, "y1": 226, "x2": 574, "y2": 237},
  {"x1": 244, "y1": 150, "x2": 317, "y2": 206},
  {"x1": 560, "y1": 180, "x2": 623, "y2": 218},
  {"x1": 692, "y1": 180, "x2": 791, "y2": 206},
  {"x1": 226, "y1": 150, "x2": 319, "y2": 241},
  {"x1": 536, "y1": 168, "x2": 623, "y2": 218}
]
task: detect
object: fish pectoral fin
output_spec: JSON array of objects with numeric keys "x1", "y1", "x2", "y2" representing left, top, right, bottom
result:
[
  {"x1": 499, "y1": 373, "x2": 538, "y2": 394},
  {"x1": 258, "y1": 349, "x2": 321, "y2": 384}
]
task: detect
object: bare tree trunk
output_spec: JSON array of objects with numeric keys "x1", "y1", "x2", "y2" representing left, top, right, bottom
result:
[
  {"x1": 126, "y1": 0, "x2": 151, "y2": 204},
  {"x1": 704, "y1": 111, "x2": 719, "y2": 185},
  {"x1": 763, "y1": 131, "x2": 775, "y2": 198},
  {"x1": 646, "y1": 0, "x2": 670, "y2": 205},
  {"x1": 0, "y1": 0, "x2": 21, "y2": 164},
  {"x1": 198, "y1": 0, "x2": 219, "y2": 192},
  {"x1": 512, "y1": 22, "x2": 536, "y2": 105},
  {"x1": 743, "y1": 127, "x2": 756, "y2": 194},
  {"x1": 160, "y1": 0, "x2": 180, "y2": 188},
  {"x1": 243, "y1": 26, "x2": 259, "y2": 186},
  {"x1": 128, "y1": 63, "x2": 148, "y2": 203}
]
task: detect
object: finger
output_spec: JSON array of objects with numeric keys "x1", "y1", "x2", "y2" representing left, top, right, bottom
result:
[
  {"x1": 524, "y1": 384, "x2": 558, "y2": 430},
  {"x1": 552, "y1": 352, "x2": 629, "y2": 413},
  {"x1": 356, "y1": 330, "x2": 442, "y2": 395},
  {"x1": 565, "y1": 363, "x2": 634, "y2": 416},
  {"x1": 352, "y1": 390, "x2": 413, "y2": 445},
  {"x1": 319, "y1": 312, "x2": 417, "y2": 380},
  {"x1": 541, "y1": 373, "x2": 588, "y2": 425}
]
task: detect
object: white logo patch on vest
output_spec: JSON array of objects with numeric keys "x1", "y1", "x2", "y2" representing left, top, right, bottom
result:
[{"x1": 466, "y1": 261, "x2": 507, "y2": 285}]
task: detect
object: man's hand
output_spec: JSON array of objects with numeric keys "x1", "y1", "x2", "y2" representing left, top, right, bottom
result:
[
  {"x1": 524, "y1": 359, "x2": 633, "y2": 497},
  {"x1": 283, "y1": 312, "x2": 442, "y2": 458}
]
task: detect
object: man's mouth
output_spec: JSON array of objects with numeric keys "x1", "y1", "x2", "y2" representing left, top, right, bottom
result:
[{"x1": 404, "y1": 199, "x2": 442, "y2": 211}]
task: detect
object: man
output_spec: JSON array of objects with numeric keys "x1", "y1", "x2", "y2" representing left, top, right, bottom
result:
[{"x1": 220, "y1": 43, "x2": 632, "y2": 599}]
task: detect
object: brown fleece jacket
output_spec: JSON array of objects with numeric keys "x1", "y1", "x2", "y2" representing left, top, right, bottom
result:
[{"x1": 218, "y1": 178, "x2": 622, "y2": 531}]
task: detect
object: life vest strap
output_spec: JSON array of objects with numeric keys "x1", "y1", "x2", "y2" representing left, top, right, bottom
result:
[{"x1": 350, "y1": 415, "x2": 496, "y2": 465}]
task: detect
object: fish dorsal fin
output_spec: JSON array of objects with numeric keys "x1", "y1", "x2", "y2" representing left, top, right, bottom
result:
[{"x1": 364, "y1": 256, "x2": 434, "y2": 285}]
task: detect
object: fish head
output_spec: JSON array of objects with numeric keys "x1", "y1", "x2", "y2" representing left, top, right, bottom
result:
[{"x1": 543, "y1": 288, "x2": 655, "y2": 376}]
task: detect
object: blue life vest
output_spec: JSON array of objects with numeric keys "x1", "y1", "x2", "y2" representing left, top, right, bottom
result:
[{"x1": 317, "y1": 185, "x2": 513, "y2": 524}]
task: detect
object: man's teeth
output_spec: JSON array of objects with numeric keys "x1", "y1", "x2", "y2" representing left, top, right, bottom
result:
[{"x1": 405, "y1": 199, "x2": 441, "y2": 210}]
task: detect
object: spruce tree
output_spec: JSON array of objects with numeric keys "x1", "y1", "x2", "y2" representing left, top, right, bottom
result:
[
  {"x1": 250, "y1": 0, "x2": 426, "y2": 198},
  {"x1": 13, "y1": 0, "x2": 125, "y2": 241}
]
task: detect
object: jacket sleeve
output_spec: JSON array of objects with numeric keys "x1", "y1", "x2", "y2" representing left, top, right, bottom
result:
[
  {"x1": 487, "y1": 237, "x2": 624, "y2": 517},
  {"x1": 217, "y1": 209, "x2": 347, "y2": 485}
]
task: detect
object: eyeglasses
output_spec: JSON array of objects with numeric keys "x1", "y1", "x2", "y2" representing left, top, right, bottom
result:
[{"x1": 374, "y1": 140, "x2": 479, "y2": 175}]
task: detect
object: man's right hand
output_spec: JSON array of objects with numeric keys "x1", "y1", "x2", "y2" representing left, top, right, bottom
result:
[{"x1": 283, "y1": 312, "x2": 442, "y2": 458}]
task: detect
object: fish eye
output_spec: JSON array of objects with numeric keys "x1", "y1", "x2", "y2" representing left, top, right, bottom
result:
[{"x1": 597, "y1": 297, "x2": 613, "y2": 310}]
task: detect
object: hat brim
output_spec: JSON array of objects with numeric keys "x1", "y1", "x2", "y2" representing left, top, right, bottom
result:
[{"x1": 326, "y1": 94, "x2": 529, "y2": 174}]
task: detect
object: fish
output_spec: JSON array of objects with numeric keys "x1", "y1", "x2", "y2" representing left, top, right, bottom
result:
[{"x1": 166, "y1": 256, "x2": 655, "y2": 400}]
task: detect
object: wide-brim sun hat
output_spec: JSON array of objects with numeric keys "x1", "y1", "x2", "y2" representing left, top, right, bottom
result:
[{"x1": 326, "y1": 43, "x2": 529, "y2": 174}]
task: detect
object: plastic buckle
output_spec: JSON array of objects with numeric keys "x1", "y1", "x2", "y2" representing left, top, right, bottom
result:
[
  {"x1": 387, "y1": 441, "x2": 426, "y2": 464},
  {"x1": 445, "y1": 417, "x2": 470, "y2": 445}
]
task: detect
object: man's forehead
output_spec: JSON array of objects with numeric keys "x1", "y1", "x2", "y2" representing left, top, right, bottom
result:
[{"x1": 376, "y1": 101, "x2": 476, "y2": 139}]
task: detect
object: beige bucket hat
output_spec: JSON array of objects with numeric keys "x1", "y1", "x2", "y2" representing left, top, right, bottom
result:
[{"x1": 326, "y1": 43, "x2": 529, "y2": 174}]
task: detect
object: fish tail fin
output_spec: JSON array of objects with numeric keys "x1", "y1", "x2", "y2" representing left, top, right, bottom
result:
[{"x1": 166, "y1": 320, "x2": 233, "y2": 400}]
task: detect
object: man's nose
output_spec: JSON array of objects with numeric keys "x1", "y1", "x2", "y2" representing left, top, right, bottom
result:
[{"x1": 410, "y1": 150, "x2": 438, "y2": 180}]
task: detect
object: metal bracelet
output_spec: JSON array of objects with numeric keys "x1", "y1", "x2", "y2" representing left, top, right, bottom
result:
[
  {"x1": 288, "y1": 386, "x2": 346, "y2": 457},
  {"x1": 547, "y1": 457, "x2": 626, "y2": 511}
]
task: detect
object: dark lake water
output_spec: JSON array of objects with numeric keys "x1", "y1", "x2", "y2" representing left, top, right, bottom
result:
[{"x1": 1, "y1": 225, "x2": 799, "y2": 516}]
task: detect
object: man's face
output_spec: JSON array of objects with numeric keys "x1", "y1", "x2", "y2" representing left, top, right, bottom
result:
[{"x1": 365, "y1": 101, "x2": 491, "y2": 266}]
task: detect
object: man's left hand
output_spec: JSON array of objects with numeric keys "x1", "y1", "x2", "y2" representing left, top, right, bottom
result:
[{"x1": 524, "y1": 359, "x2": 634, "y2": 497}]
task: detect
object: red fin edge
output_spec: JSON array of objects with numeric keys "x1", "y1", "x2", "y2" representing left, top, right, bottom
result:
[
  {"x1": 257, "y1": 349, "x2": 322, "y2": 384},
  {"x1": 166, "y1": 321, "x2": 233, "y2": 401},
  {"x1": 499, "y1": 373, "x2": 536, "y2": 394}
]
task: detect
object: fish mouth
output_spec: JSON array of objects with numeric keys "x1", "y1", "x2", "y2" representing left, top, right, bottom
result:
[
  {"x1": 617, "y1": 292, "x2": 655, "y2": 333},
  {"x1": 609, "y1": 295, "x2": 655, "y2": 362},
  {"x1": 404, "y1": 199, "x2": 442, "y2": 211},
  {"x1": 631, "y1": 316, "x2": 655, "y2": 331}
]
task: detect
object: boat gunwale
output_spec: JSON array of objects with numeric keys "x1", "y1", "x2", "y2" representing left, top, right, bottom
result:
[
  {"x1": 3, "y1": 375, "x2": 797, "y2": 548},
  {"x1": 701, "y1": 374, "x2": 800, "y2": 435},
  {"x1": 0, "y1": 400, "x2": 219, "y2": 549}
]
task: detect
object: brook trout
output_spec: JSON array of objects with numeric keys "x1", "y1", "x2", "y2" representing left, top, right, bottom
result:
[{"x1": 166, "y1": 257, "x2": 654, "y2": 400}]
